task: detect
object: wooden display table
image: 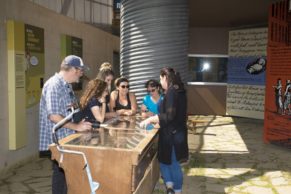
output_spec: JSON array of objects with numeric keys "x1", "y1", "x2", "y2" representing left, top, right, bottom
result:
[{"x1": 50, "y1": 116, "x2": 159, "y2": 194}]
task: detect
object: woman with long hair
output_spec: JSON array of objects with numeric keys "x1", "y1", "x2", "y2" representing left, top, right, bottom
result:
[
  {"x1": 79, "y1": 78, "x2": 108, "y2": 124},
  {"x1": 96, "y1": 62, "x2": 114, "y2": 93},
  {"x1": 96, "y1": 62, "x2": 117, "y2": 118},
  {"x1": 110, "y1": 77, "x2": 137, "y2": 116},
  {"x1": 140, "y1": 67, "x2": 188, "y2": 194}
]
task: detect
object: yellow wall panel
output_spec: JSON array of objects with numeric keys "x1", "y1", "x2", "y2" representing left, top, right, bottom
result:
[{"x1": 7, "y1": 20, "x2": 27, "y2": 150}]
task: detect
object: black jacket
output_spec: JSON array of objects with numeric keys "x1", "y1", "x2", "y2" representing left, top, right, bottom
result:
[{"x1": 158, "y1": 86, "x2": 188, "y2": 164}]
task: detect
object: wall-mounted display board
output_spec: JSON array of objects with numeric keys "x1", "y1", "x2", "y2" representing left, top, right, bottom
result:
[
  {"x1": 61, "y1": 34, "x2": 83, "y2": 90},
  {"x1": 264, "y1": 0, "x2": 291, "y2": 148},
  {"x1": 25, "y1": 24, "x2": 45, "y2": 108},
  {"x1": 226, "y1": 28, "x2": 267, "y2": 119},
  {"x1": 264, "y1": 47, "x2": 291, "y2": 147},
  {"x1": 7, "y1": 20, "x2": 44, "y2": 149},
  {"x1": 61, "y1": 35, "x2": 82, "y2": 59}
]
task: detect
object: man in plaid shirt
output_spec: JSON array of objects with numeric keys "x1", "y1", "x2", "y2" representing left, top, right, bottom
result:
[{"x1": 39, "y1": 55, "x2": 92, "y2": 194}]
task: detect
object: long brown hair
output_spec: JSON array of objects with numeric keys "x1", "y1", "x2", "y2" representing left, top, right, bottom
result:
[
  {"x1": 79, "y1": 78, "x2": 107, "y2": 109},
  {"x1": 160, "y1": 67, "x2": 184, "y2": 90}
]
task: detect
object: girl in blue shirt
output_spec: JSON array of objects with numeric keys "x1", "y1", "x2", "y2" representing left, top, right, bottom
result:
[{"x1": 141, "y1": 79, "x2": 163, "y2": 117}]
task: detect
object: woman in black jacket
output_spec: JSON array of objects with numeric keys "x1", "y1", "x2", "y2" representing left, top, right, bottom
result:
[{"x1": 140, "y1": 67, "x2": 188, "y2": 194}]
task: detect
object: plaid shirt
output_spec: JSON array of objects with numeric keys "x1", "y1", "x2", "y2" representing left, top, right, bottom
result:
[{"x1": 39, "y1": 73, "x2": 77, "y2": 151}]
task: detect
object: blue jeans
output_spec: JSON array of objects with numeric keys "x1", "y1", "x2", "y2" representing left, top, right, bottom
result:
[{"x1": 160, "y1": 148, "x2": 183, "y2": 192}]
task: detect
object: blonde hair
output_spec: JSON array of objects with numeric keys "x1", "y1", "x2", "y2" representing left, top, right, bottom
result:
[
  {"x1": 100, "y1": 62, "x2": 112, "y2": 71},
  {"x1": 96, "y1": 62, "x2": 114, "y2": 81}
]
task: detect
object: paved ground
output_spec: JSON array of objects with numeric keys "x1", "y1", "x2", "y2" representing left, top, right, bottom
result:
[{"x1": 1, "y1": 116, "x2": 291, "y2": 194}]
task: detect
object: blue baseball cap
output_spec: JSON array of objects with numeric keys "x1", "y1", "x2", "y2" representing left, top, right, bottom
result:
[{"x1": 63, "y1": 55, "x2": 89, "y2": 71}]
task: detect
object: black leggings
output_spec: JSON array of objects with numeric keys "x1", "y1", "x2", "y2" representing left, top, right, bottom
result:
[{"x1": 52, "y1": 160, "x2": 67, "y2": 194}]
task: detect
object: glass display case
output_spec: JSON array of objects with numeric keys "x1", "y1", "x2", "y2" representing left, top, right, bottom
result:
[
  {"x1": 65, "y1": 128, "x2": 146, "y2": 149},
  {"x1": 50, "y1": 116, "x2": 159, "y2": 194},
  {"x1": 65, "y1": 116, "x2": 152, "y2": 149}
]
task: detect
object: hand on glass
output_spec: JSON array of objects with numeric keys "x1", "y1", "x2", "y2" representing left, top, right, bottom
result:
[
  {"x1": 123, "y1": 110, "x2": 132, "y2": 116},
  {"x1": 139, "y1": 117, "x2": 151, "y2": 129}
]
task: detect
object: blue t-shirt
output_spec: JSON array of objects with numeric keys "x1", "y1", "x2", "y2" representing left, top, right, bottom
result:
[{"x1": 142, "y1": 95, "x2": 163, "y2": 114}]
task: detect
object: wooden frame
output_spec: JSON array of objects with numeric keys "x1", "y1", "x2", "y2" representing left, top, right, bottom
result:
[{"x1": 50, "y1": 117, "x2": 159, "y2": 194}]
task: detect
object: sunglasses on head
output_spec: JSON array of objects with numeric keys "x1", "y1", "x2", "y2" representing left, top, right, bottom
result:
[
  {"x1": 149, "y1": 83, "x2": 158, "y2": 87},
  {"x1": 148, "y1": 88, "x2": 156, "y2": 93},
  {"x1": 120, "y1": 85, "x2": 129, "y2": 89}
]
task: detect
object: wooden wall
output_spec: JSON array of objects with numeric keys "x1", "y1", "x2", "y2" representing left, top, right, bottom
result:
[{"x1": 186, "y1": 84, "x2": 226, "y2": 115}]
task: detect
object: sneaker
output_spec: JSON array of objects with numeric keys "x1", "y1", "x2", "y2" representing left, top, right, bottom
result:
[{"x1": 166, "y1": 188, "x2": 175, "y2": 194}]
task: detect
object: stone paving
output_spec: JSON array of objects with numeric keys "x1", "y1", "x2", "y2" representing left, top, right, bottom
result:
[
  {"x1": 1, "y1": 116, "x2": 291, "y2": 194},
  {"x1": 0, "y1": 157, "x2": 51, "y2": 194},
  {"x1": 154, "y1": 116, "x2": 291, "y2": 194}
]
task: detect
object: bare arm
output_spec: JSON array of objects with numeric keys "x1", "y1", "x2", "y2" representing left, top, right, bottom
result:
[
  {"x1": 139, "y1": 114, "x2": 159, "y2": 128},
  {"x1": 121, "y1": 92, "x2": 137, "y2": 116},
  {"x1": 141, "y1": 104, "x2": 147, "y2": 112},
  {"x1": 129, "y1": 92, "x2": 137, "y2": 114},
  {"x1": 105, "y1": 111, "x2": 118, "y2": 118},
  {"x1": 91, "y1": 103, "x2": 106, "y2": 123},
  {"x1": 49, "y1": 114, "x2": 92, "y2": 132},
  {"x1": 109, "y1": 91, "x2": 117, "y2": 112}
]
